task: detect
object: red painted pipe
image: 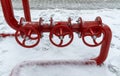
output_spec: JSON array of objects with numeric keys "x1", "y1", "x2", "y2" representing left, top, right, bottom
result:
[
  {"x1": 0, "y1": 0, "x2": 31, "y2": 30},
  {"x1": 93, "y1": 25, "x2": 112, "y2": 65},
  {"x1": 22, "y1": 0, "x2": 31, "y2": 22},
  {"x1": 9, "y1": 60, "x2": 96, "y2": 76},
  {"x1": 0, "y1": 0, "x2": 112, "y2": 65},
  {"x1": 0, "y1": 33, "x2": 15, "y2": 37},
  {"x1": 0, "y1": 0, "x2": 19, "y2": 30}
]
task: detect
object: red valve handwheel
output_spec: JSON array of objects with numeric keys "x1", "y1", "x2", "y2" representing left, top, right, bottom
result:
[
  {"x1": 82, "y1": 26, "x2": 105, "y2": 47},
  {"x1": 49, "y1": 25, "x2": 73, "y2": 47},
  {"x1": 15, "y1": 26, "x2": 40, "y2": 48}
]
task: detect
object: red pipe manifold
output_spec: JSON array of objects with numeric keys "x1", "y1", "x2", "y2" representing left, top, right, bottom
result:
[{"x1": 0, "y1": 0, "x2": 112, "y2": 66}]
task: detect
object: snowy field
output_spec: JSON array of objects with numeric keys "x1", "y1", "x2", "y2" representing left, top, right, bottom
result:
[{"x1": 0, "y1": 8, "x2": 120, "y2": 76}]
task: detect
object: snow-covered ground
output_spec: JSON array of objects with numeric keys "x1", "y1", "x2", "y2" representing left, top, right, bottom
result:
[{"x1": 0, "y1": 8, "x2": 120, "y2": 76}]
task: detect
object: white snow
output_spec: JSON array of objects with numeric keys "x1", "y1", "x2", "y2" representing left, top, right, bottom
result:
[
  {"x1": 19, "y1": 64, "x2": 112, "y2": 76},
  {"x1": 0, "y1": 8, "x2": 120, "y2": 76}
]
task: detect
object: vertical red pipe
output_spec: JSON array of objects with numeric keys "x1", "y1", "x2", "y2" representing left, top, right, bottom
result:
[
  {"x1": 95, "y1": 25, "x2": 112, "y2": 65},
  {"x1": 0, "y1": 0, "x2": 19, "y2": 30},
  {"x1": 22, "y1": 0, "x2": 31, "y2": 22}
]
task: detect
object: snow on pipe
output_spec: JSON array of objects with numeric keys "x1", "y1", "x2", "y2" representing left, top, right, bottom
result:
[
  {"x1": 9, "y1": 60, "x2": 97, "y2": 76},
  {"x1": 0, "y1": 0, "x2": 112, "y2": 66}
]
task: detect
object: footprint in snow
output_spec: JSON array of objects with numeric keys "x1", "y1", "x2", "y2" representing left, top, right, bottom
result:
[
  {"x1": 116, "y1": 47, "x2": 120, "y2": 50},
  {"x1": 0, "y1": 50, "x2": 8, "y2": 54},
  {"x1": 110, "y1": 43, "x2": 115, "y2": 48},
  {"x1": 114, "y1": 35, "x2": 120, "y2": 40},
  {"x1": 0, "y1": 22, "x2": 3, "y2": 25},
  {"x1": 108, "y1": 64, "x2": 120, "y2": 76}
]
